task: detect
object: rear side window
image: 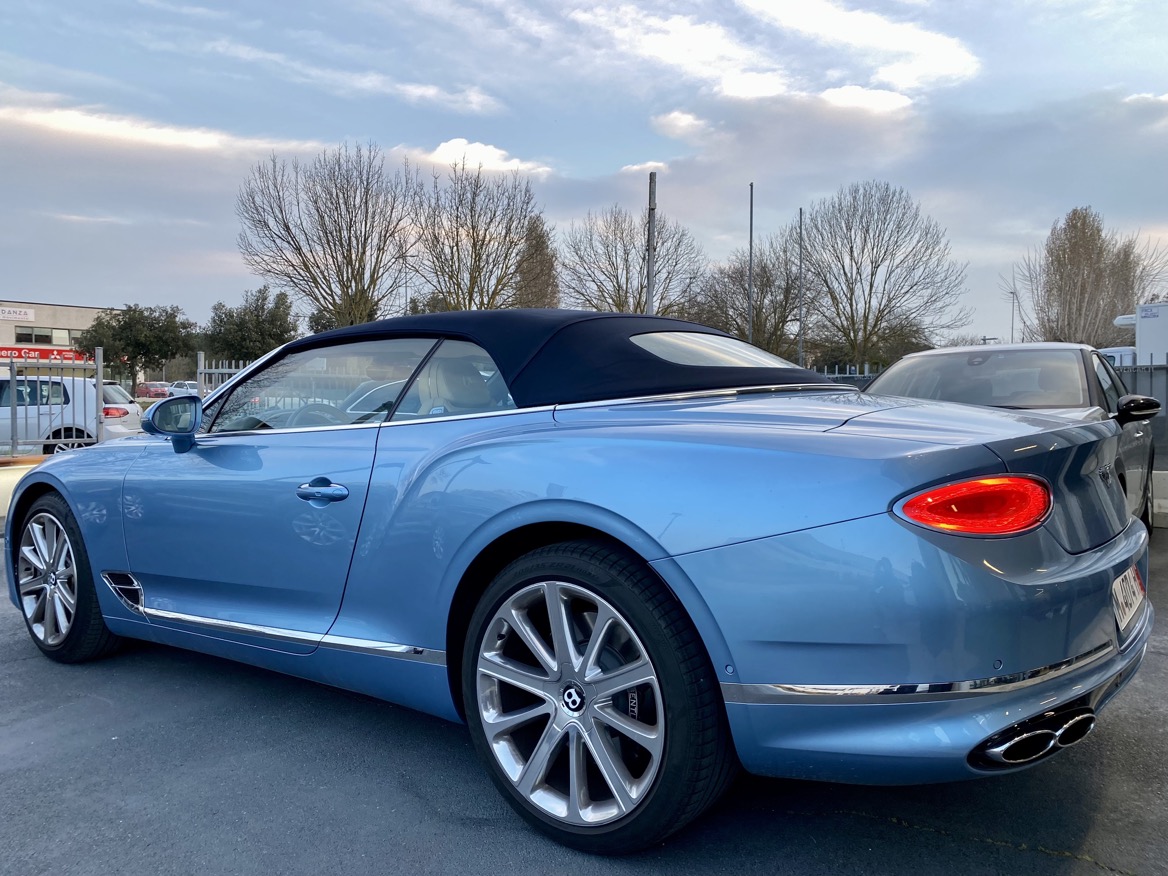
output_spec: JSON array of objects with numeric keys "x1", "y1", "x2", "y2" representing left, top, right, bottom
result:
[
  {"x1": 630, "y1": 332, "x2": 797, "y2": 367},
  {"x1": 0, "y1": 379, "x2": 67, "y2": 406},
  {"x1": 391, "y1": 340, "x2": 515, "y2": 421},
  {"x1": 103, "y1": 384, "x2": 134, "y2": 404}
]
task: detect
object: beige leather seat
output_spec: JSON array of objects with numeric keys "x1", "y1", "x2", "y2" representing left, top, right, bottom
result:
[{"x1": 420, "y1": 359, "x2": 492, "y2": 415}]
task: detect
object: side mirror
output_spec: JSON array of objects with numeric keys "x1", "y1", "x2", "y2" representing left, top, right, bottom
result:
[
  {"x1": 142, "y1": 396, "x2": 203, "y2": 453},
  {"x1": 1115, "y1": 394, "x2": 1161, "y2": 426}
]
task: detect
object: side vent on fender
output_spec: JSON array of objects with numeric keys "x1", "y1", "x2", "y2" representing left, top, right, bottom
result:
[{"x1": 102, "y1": 572, "x2": 145, "y2": 615}]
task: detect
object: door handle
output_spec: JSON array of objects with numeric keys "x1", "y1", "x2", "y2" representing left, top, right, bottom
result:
[{"x1": 297, "y1": 478, "x2": 350, "y2": 505}]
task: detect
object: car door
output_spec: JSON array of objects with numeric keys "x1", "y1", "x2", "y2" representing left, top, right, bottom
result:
[
  {"x1": 121, "y1": 337, "x2": 436, "y2": 653},
  {"x1": 1091, "y1": 351, "x2": 1149, "y2": 516}
]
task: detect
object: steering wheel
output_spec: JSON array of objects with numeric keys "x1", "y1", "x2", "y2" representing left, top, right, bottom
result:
[{"x1": 287, "y1": 403, "x2": 347, "y2": 427}]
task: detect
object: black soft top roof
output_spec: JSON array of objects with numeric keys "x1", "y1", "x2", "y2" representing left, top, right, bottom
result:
[{"x1": 289, "y1": 309, "x2": 830, "y2": 407}]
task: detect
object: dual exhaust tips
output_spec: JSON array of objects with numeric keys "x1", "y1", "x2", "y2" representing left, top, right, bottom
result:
[{"x1": 971, "y1": 706, "x2": 1096, "y2": 769}]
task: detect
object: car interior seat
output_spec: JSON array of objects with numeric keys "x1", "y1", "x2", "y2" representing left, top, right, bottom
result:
[{"x1": 420, "y1": 358, "x2": 492, "y2": 416}]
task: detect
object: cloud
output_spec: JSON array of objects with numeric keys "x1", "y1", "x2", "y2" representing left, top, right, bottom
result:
[
  {"x1": 620, "y1": 161, "x2": 669, "y2": 174},
  {"x1": 651, "y1": 110, "x2": 712, "y2": 143},
  {"x1": 0, "y1": 96, "x2": 324, "y2": 153},
  {"x1": 204, "y1": 39, "x2": 501, "y2": 113},
  {"x1": 413, "y1": 138, "x2": 553, "y2": 175},
  {"x1": 135, "y1": 0, "x2": 232, "y2": 20},
  {"x1": 739, "y1": 0, "x2": 979, "y2": 90},
  {"x1": 570, "y1": 5, "x2": 789, "y2": 99},
  {"x1": 821, "y1": 85, "x2": 912, "y2": 113}
]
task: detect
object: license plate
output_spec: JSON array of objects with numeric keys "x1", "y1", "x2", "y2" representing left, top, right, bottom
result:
[{"x1": 1111, "y1": 566, "x2": 1145, "y2": 631}]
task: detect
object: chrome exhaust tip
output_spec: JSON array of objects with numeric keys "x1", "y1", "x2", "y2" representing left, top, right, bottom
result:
[
  {"x1": 970, "y1": 705, "x2": 1097, "y2": 770},
  {"x1": 985, "y1": 729, "x2": 1058, "y2": 765},
  {"x1": 1055, "y1": 712, "x2": 1096, "y2": 748}
]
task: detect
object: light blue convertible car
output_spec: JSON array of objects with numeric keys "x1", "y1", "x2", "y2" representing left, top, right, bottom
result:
[{"x1": 7, "y1": 310, "x2": 1154, "y2": 853}]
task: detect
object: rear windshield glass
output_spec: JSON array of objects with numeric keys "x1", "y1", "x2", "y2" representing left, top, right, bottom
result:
[
  {"x1": 630, "y1": 332, "x2": 797, "y2": 368},
  {"x1": 869, "y1": 349, "x2": 1088, "y2": 409},
  {"x1": 103, "y1": 384, "x2": 135, "y2": 404}
]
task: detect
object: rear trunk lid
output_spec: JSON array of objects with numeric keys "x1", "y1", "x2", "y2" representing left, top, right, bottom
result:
[{"x1": 836, "y1": 399, "x2": 1128, "y2": 553}]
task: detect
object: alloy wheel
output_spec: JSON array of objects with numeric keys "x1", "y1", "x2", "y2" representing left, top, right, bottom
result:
[
  {"x1": 18, "y1": 512, "x2": 79, "y2": 646},
  {"x1": 475, "y1": 580, "x2": 664, "y2": 827}
]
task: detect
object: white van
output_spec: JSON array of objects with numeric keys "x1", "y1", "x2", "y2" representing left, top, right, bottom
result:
[{"x1": 1098, "y1": 346, "x2": 1136, "y2": 366}]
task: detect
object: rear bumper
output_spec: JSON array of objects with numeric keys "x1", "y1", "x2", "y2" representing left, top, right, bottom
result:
[
  {"x1": 721, "y1": 600, "x2": 1150, "y2": 784},
  {"x1": 668, "y1": 513, "x2": 1152, "y2": 784}
]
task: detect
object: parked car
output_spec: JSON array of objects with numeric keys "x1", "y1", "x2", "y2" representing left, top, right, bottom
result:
[
  {"x1": 136, "y1": 381, "x2": 169, "y2": 399},
  {"x1": 0, "y1": 374, "x2": 143, "y2": 454},
  {"x1": 6, "y1": 312, "x2": 1153, "y2": 853},
  {"x1": 167, "y1": 380, "x2": 200, "y2": 397},
  {"x1": 864, "y1": 343, "x2": 1161, "y2": 529}
]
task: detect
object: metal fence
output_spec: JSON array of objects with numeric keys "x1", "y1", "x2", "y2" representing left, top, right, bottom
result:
[
  {"x1": 2, "y1": 348, "x2": 104, "y2": 456},
  {"x1": 196, "y1": 352, "x2": 252, "y2": 398}
]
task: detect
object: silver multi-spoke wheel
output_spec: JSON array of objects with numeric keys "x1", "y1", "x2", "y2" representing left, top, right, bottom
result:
[
  {"x1": 476, "y1": 580, "x2": 664, "y2": 827},
  {"x1": 18, "y1": 512, "x2": 79, "y2": 646},
  {"x1": 15, "y1": 495, "x2": 119, "y2": 663},
  {"x1": 466, "y1": 541, "x2": 736, "y2": 852}
]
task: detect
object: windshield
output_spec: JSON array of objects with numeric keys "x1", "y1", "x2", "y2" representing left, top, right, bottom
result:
[{"x1": 868, "y1": 349, "x2": 1088, "y2": 409}]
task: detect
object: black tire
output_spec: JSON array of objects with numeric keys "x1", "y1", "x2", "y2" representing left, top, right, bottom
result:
[
  {"x1": 15, "y1": 493, "x2": 120, "y2": 663},
  {"x1": 1140, "y1": 453, "x2": 1155, "y2": 536},
  {"x1": 44, "y1": 428, "x2": 94, "y2": 455},
  {"x1": 462, "y1": 539, "x2": 737, "y2": 854}
]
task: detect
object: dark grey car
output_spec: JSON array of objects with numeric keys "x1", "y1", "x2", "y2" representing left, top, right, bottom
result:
[{"x1": 866, "y1": 342, "x2": 1162, "y2": 529}]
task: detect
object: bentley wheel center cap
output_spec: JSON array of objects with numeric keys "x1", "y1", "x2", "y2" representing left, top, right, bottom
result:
[{"x1": 561, "y1": 682, "x2": 586, "y2": 715}]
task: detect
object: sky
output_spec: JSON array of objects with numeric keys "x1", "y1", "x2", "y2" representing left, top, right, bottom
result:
[{"x1": 2, "y1": 0, "x2": 1167, "y2": 341}]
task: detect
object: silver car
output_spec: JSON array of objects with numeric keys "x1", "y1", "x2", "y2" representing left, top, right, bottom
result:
[
  {"x1": 0, "y1": 375, "x2": 143, "y2": 454},
  {"x1": 167, "y1": 380, "x2": 200, "y2": 398},
  {"x1": 865, "y1": 342, "x2": 1162, "y2": 529}
]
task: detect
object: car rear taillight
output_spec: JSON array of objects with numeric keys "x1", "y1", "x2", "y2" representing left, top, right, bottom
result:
[
  {"x1": 103, "y1": 406, "x2": 130, "y2": 419},
  {"x1": 900, "y1": 476, "x2": 1051, "y2": 535}
]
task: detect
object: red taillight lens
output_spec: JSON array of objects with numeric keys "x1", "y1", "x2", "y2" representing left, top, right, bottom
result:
[
  {"x1": 103, "y1": 406, "x2": 130, "y2": 419},
  {"x1": 901, "y1": 476, "x2": 1051, "y2": 535}
]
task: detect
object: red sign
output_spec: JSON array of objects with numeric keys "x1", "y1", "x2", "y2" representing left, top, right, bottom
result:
[{"x1": 0, "y1": 347, "x2": 92, "y2": 362}]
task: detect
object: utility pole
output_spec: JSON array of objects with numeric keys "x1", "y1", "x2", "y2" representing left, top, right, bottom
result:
[
  {"x1": 798, "y1": 206, "x2": 805, "y2": 367},
  {"x1": 747, "y1": 183, "x2": 754, "y2": 343},
  {"x1": 646, "y1": 171, "x2": 657, "y2": 315},
  {"x1": 1009, "y1": 290, "x2": 1017, "y2": 343}
]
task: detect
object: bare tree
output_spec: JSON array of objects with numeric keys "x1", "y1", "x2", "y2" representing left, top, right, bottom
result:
[
  {"x1": 1006, "y1": 206, "x2": 1168, "y2": 347},
  {"x1": 236, "y1": 143, "x2": 415, "y2": 327},
  {"x1": 513, "y1": 215, "x2": 560, "y2": 308},
  {"x1": 687, "y1": 231, "x2": 802, "y2": 357},
  {"x1": 413, "y1": 161, "x2": 545, "y2": 311},
  {"x1": 558, "y1": 204, "x2": 705, "y2": 315},
  {"x1": 800, "y1": 181, "x2": 970, "y2": 366}
]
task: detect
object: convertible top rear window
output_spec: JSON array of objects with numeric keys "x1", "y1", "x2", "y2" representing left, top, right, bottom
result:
[{"x1": 631, "y1": 332, "x2": 798, "y2": 368}]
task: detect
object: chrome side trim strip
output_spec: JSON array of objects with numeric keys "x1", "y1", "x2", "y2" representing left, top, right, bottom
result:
[
  {"x1": 320, "y1": 634, "x2": 447, "y2": 665},
  {"x1": 554, "y1": 383, "x2": 848, "y2": 412},
  {"x1": 143, "y1": 607, "x2": 324, "y2": 645},
  {"x1": 141, "y1": 607, "x2": 446, "y2": 665},
  {"x1": 721, "y1": 642, "x2": 1115, "y2": 705}
]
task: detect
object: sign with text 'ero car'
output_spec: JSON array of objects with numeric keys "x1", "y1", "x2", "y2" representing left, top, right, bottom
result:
[{"x1": 0, "y1": 347, "x2": 91, "y2": 362}]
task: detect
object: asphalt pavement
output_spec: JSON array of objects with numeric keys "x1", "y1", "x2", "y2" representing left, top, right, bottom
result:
[{"x1": 1, "y1": 538, "x2": 1165, "y2": 876}]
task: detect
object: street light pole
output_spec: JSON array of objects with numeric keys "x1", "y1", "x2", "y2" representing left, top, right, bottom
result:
[
  {"x1": 798, "y1": 206, "x2": 804, "y2": 368},
  {"x1": 747, "y1": 182, "x2": 754, "y2": 344},
  {"x1": 646, "y1": 171, "x2": 657, "y2": 315},
  {"x1": 1010, "y1": 291, "x2": 1017, "y2": 343}
]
